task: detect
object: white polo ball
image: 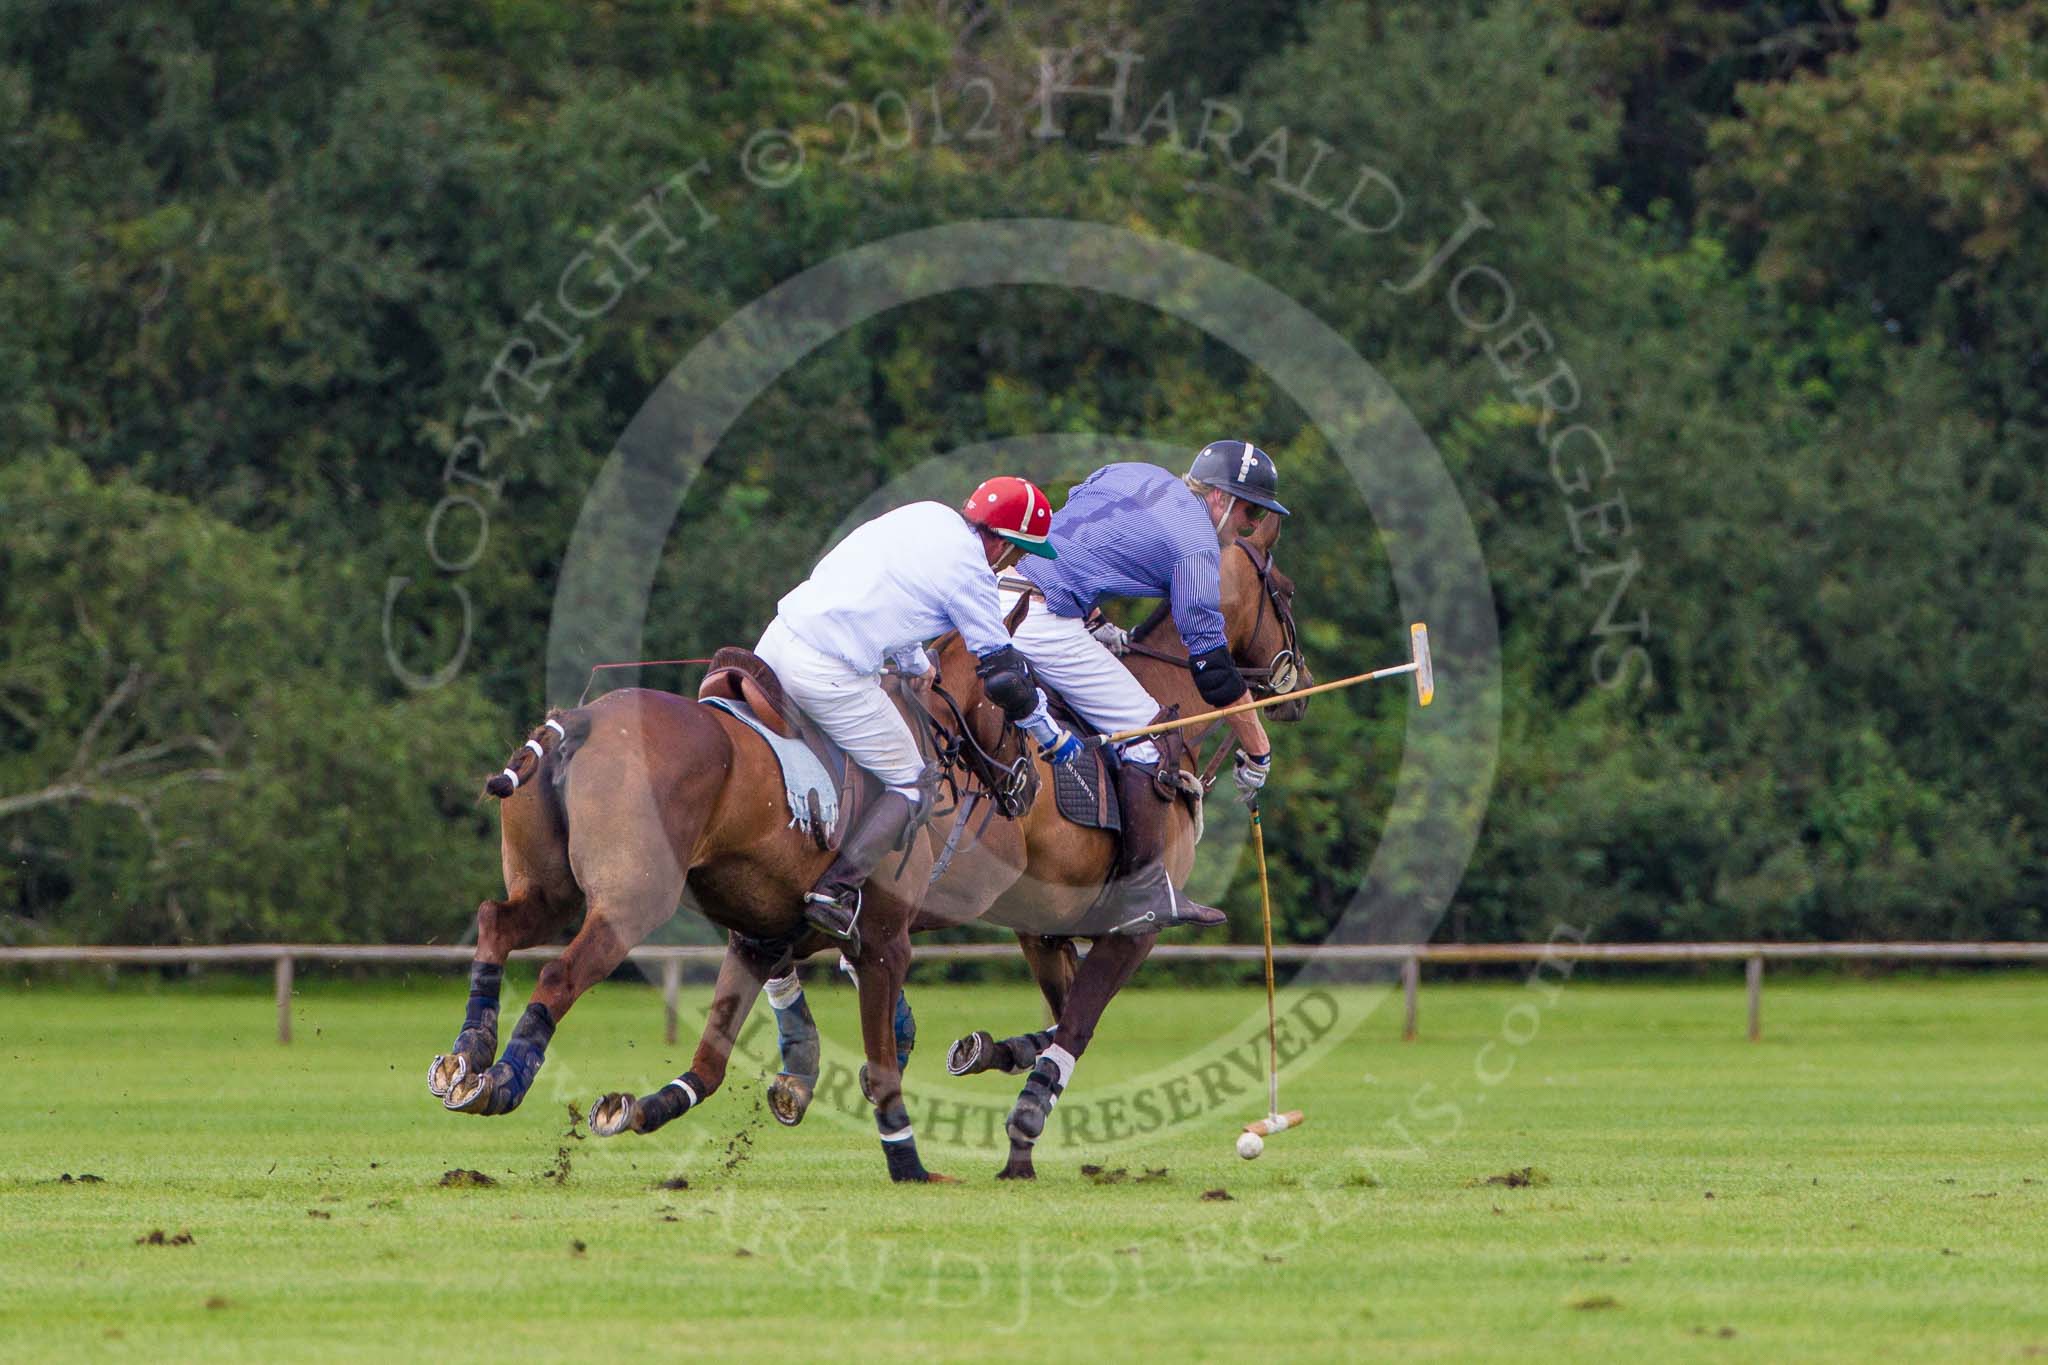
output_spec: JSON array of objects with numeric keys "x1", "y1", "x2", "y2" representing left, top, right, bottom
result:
[{"x1": 1236, "y1": 1130, "x2": 1264, "y2": 1160}]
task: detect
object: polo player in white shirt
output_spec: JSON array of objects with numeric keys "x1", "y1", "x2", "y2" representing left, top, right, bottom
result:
[{"x1": 755, "y1": 477, "x2": 1081, "y2": 943}]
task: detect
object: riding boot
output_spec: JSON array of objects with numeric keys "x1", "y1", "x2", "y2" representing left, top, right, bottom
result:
[
  {"x1": 1103, "y1": 760, "x2": 1225, "y2": 934},
  {"x1": 803, "y1": 789, "x2": 918, "y2": 945}
]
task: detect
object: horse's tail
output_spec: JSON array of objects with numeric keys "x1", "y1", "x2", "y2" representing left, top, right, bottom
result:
[{"x1": 482, "y1": 708, "x2": 592, "y2": 800}]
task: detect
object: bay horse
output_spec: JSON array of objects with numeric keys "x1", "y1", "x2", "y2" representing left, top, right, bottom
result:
[
  {"x1": 426, "y1": 670, "x2": 951, "y2": 1180},
  {"x1": 587, "y1": 535, "x2": 1309, "y2": 1180}
]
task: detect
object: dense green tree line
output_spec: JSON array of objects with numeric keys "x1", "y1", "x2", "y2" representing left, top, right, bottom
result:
[{"x1": 3, "y1": 1, "x2": 2041, "y2": 946}]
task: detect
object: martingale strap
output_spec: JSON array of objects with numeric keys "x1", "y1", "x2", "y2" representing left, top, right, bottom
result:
[
  {"x1": 925, "y1": 676, "x2": 1033, "y2": 820},
  {"x1": 1199, "y1": 735, "x2": 1237, "y2": 792},
  {"x1": 928, "y1": 788, "x2": 1000, "y2": 886}
]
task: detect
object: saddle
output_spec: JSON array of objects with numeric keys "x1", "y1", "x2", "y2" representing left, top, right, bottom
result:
[
  {"x1": 1042, "y1": 690, "x2": 1120, "y2": 832},
  {"x1": 1037, "y1": 687, "x2": 1204, "y2": 838},
  {"x1": 697, "y1": 642, "x2": 1198, "y2": 855},
  {"x1": 697, "y1": 647, "x2": 875, "y2": 853},
  {"x1": 698, "y1": 647, "x2": 797, "y2": 737}
]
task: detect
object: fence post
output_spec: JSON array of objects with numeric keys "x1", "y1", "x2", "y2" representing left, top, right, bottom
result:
[
  {"x1": 1401, "y1": 956, "x2": 1420, "y2": 1042},
  {"x1": 275, "y1": 955, "x2": 294, "y2": 1045},
  {"x1": 1746, "y1": 955, "x2": 1763, "y2": 1042},
  {"x1": 662, "y1": 957, "x2": 682, "y2": 1046}
]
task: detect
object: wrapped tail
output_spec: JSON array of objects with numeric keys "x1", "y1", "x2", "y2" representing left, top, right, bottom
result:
[{"x1": 483, "y1": 709, "x2": 591, "y2": 799}]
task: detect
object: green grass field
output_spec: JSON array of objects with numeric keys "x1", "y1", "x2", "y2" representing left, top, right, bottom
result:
[{"x1": 3, "y1": 969, "x2": 2044, "y2": 1361}]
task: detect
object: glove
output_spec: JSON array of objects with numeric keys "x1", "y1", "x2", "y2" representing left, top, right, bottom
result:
[
  {"x1": 1039, "y1": 729, "x2": 1082, "y2": 766},
  {"x1": 1022, "y1": 712, "x2": 1082, "y2": 766},
  {"x1": 1018, "y1": 692, "x2": 1081, "y2": 766},
  {"x1": 1087, "y1": 612, "x2": 1130, "y2": 655},
  {"x1": 1233, "y1": 748, "x2": 1272, "y2": 803}
]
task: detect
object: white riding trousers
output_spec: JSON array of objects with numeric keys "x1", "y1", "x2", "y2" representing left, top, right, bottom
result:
[
  {"x1": 754, "y1": 617, "x2": 926, "y2": 794},
  {"x1": 999, "y1": 590, "x2": 1162, "y2": 766}
]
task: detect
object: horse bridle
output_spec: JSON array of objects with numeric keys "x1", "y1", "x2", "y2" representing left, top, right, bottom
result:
[
  {"x1": 1123, "y1": 540, "x2": 1304, "y2": 699},
  {"x1": 918, "y1": 670, "x2": 1035, "y2": 819}
]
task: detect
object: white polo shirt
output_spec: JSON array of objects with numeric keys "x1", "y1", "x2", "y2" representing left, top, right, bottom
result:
[{"x1": 775, "y1": 502, "x2": 1014, "y2": 674}]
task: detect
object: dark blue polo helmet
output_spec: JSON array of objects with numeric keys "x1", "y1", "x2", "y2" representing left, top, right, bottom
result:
[{"x1": 1188, "y1": 440, "x2": 1289, "y2": 517}]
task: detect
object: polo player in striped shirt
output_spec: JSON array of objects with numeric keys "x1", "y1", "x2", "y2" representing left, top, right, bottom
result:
[{"x1": 1006, "y1": 440, "x2": 1289, "y2": 932}]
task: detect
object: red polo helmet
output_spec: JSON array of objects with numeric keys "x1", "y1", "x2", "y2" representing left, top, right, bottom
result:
[{"x1": 962, "y1": 476, "x2": 1057, "y2": 559}]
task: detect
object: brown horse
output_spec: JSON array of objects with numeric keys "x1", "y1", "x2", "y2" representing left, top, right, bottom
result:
[
  {"x1": 425, "y1": 671, "x2": 948, "y2": 1179},
  {"x1": 632, "y1": 536, "x2": 1309, "y2": 1179},
  {"x1": 428, "y1": 536, "x2": 1301, "y2": 1183}
]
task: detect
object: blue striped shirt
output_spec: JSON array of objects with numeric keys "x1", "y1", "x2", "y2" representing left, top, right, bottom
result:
[{"x1": 1019, "y1": 463, "x2": 1228, "y2": 656}]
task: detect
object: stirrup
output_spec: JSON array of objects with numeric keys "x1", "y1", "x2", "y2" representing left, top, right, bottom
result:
[
  {"x1": 802, "y1": 887, "x2": 862, "y2": 944},
  {"x1": 1107, "y1": 905, "x2": 1225, "y2": 936},
  {"x1": 1107, "y1": 884, "x2": 1225, "y2": 936}
]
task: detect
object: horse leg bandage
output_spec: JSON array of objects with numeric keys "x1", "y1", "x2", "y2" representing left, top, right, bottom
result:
[
  {"x1": 996, "y1": 1025, "x2": 1058, "y2": 1074},
  {"x1": 764, "y1": 971, "x2": 803, "y2": 1010},
  {"x1": 491, "y1": 1002, "x2": 555, "y2": 1111},
  {"x1": 637, "y1": 1069, "x2": 710, "y2": 1130},
  {"x1": 461, "y1": 961, "x2": 503, "y2": 1040},
  {"x1": 767, "y1": 974, "x2": 820, "y2": 1083},
  {"x1": 876, "y1": 1099, "x2": 929, "y2": 1182},
  {"x1": 1007, "y1": 1044, "x2": 1074, "y2": 1145},
  {"x1": 893, "y1": 991, "x2": 916, "y2": 1072}
]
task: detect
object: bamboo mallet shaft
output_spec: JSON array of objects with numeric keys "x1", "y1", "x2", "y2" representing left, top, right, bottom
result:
[
  {"x1": 1097, "y1": 622, "x2": 1433, "y2": 746},
  {"x1": 1253, "y1": 805, "x2": 1281, "y2": 1122}
]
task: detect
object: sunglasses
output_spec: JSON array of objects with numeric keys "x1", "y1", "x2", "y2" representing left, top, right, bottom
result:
[{"x1": 1238, "y1": 502, "x2": 1269, "y2": 523}]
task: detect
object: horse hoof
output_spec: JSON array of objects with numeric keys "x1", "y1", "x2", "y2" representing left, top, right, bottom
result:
[
  {"x1": 443, "y1": 1069, "x2": 493, "y2": 1114},
  {"x1": 947, "y1": 1031, "x2": 995, "y2": 1077},
  {"x1": 427, "y1": 1052, "x2": 468, "y2": 1098},
  {"x1": 996, "y1": 1159, "x2": 1036, "y2": 1181},
  {"x1": 767, "y1": 1074, "x2": 813, "y2": 1127},
  {"x1": 445, "y1": 1061, "x2": 525, "y2": 1116},
  {"x1": 590, "y1": 1092, "x2": 638, "y2": 1138}
]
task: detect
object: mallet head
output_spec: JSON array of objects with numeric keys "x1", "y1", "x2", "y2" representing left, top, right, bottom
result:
[
  {"x1": 1243, "y1": 1110, "x2": 1305, "y2": 1137},
  {"x1": 1410, "y1": 622, "x2": 1434, "y2": 707}
]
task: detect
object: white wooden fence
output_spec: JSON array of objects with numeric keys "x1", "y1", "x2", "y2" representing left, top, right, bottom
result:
[{"x1": 2, "y1": 941, "x2": 2043, "y2": 1045}]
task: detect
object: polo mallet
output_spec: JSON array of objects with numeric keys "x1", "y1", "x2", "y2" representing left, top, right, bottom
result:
[
  {"x1": 1094, "y1": 621, "x2": 1435, "y2": 750},
  {"x1": 1241, "y1": 801, "x2": 1304, "y2": 1151}
]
